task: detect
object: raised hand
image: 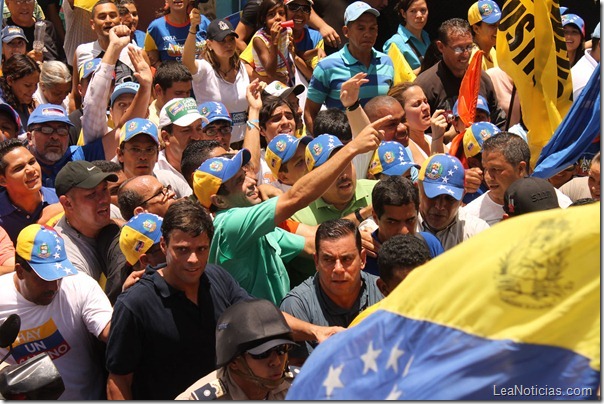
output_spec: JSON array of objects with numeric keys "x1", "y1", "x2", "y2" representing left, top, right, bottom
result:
[
  {"x1": 128, "y1": 45, "x2": 152, "y2": 86},
  {"x1": 109, "y1": 24, "x2": 132, "y2": 50},
  {"x1": 340, "y1": 72, "x2": 368, "y2": 108},
  {"x1": 349, "y1": 114, "x2": 391, "y2": 154},
  {"x1": 189, "y1": 7, "x2": 201, "y2": 28},
  {"x1": 246, "y1": 78, "x2": 266, "y2": 111}
]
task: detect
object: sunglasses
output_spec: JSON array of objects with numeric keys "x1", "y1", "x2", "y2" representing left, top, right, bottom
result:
[
  {"x1": 286, "y1": 3, "x2": 311, "y2": 13},
  {"x1": 248, "y1": 344, "x2": 291, "y2": 360}
]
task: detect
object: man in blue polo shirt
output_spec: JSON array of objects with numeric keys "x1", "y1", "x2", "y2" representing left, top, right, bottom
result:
[
  {"x1": 303, "y1": 1, "x2": 394, "y2": 134},
  {"x1": 0, "y1": 138, "x2": 61, "y2": 244},
  {"x1": 26, "y1": 104, "x2": 105, "y2": 188}
]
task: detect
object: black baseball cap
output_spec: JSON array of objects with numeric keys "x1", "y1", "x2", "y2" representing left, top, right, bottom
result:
[
  {"x1": 55, "y1": 160, "x2": 118, "y2": 197},
  {"x1": 503, "y1": 177, "x2": 559, "y2": 217},
  {"x1": 206, "y1": 18, "x2": 238, "y2": 42},
  {"x1": 215, "y1": 299, "x2": 296, "y2": 367}
]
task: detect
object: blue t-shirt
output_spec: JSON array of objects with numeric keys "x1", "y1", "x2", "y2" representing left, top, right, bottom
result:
[
  {"x1": 363, "y1": 229, "x2": 444, "y2": 276},
  {"x1": 144, "y1": 15, "x2": 209, "y2": 62},
  {"x1": 133, "y1": 30, "x2": 146, "y2": 48},
  {"x1": 0, "y1": 186, "x2": 59, "y2": 244},
  {"x1": 307, "y1": 44, "x2": 394, "y2": 110}
]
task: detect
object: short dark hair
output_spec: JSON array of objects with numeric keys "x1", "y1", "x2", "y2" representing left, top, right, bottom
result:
[
  {"x1": 91, "y1": 0, "x2": 117, "y2": 18},
  {"x1": 117, "y1": 177, "x2": 144, "y2": 221},
  {"x1": 372, "y1": 176, "x2": 419, "y2": 218},
  {"x1": 315, "y1": 219, "x2": 361, "y2": 253},
  {"x1": 482, "y1": 132, "x2": 530, "y2": 170},
  {"x1": 313, "y1": 108, "x2": 352, "y2": 143},
  {"x1": 259, "y1": 98, "x2": 298, "y2": 131},
  {"x1": 153, "y1": 60, "x2": 192, "y2": 91},
  {"x1": 181, "y1": 140, "x2": 223, "y2": 188},
  {"x1": 161, "y1": 198, "x2": 214, "y2": 245},
  {"x1": 15, "y1": 254, "x2": 34, "y2": 272},
  {"x1": 438, "y1": 18, "x2": 471, "y2": 44},
  {"x1": 0, "y1": 138, "x2": 26, "y2": 175},
  {"x1": 378, "y1": 234, "x2": 430, "y2": 283},
  {"x1": 91, "y1": 159, "x2": 123, "y2": 173}
]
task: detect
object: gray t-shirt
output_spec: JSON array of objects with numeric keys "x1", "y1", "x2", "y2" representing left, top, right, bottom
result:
[
  {"x1": 55, "y1": 216, "x2": 103, "y2": 280},
  {"x1": 280, "y1": 271, "x2": 384, "y2": 358}
]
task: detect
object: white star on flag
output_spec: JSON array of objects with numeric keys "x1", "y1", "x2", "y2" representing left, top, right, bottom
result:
[
  {"x1": 453, "y1": 164, "x2": 459, "y2": 170},
  {"x1": 64, "y1": 267, "x2": 73, "y2": 274},
  {"x1": 360, "y1": 341, "x2": 382, "y2": 374},
  {"x1": 323, "y1": 365, "x2": 344, "y2": 398},
  {"x1": 53, "y1": 253, "x2": 60, "y2": 259},
  {"x1": 55, "y1": 245, "x2": 62, "y2": 251},
  {"x1": 398, "y1": 156, "x2": 404, "y2": 162},
  {"x1": 54, "y1": 263, "x2": 63, "y2": 269},
  {"x1": 448, "y1": 169, "x2": 454, "y2": 176},
  {"x1": 438, "y1": 185, "x2": 447, "y2": 190},
  {"x1": 403, "y1": 355, "x2": 414, "y2": 377},
  {"x1": 386, "y1": 344, "x2": 404, "y2": 373},
  {"x1": 446, "y1": 188, "x2": 455, "y2": 196},
  {"x1": 385, "y1": 384, "x2": 403, "y2": 400},
  {"x1": 442, "y1": 176, "x2": 449, "y2": 184}
]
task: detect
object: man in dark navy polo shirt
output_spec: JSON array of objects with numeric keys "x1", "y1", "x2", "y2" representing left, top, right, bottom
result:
[
  {"x1": 0, "y1": 138, "x2": 60, "y2": 244},
  {"x1": 106, "y1": 198, "x2": 343, "y2": 400}
]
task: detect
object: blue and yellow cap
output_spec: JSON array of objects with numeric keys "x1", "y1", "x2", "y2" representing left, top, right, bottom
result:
[
  {"x1": 463, "y1": 121, "x2": 500, "y2": 158},
  {"x1": 119, "y1": 118, "x2": 159, "y2": 145},
  {"x1": 193, "y1": 148, "x2": 251, "y2": 209},
  {"x1": 468, "y1": 0, "x2": 501, "y2": 25},
  {"x1": 79, "y1": 58, "x2": 101, "y2": 80},
  {"x1": 418, "y1": 154, "x2": 465, "y2": 201},
  {"x1": 198, "y1": 101, "x2": 232, "y2": 129},
  {"x1": 119, "y1": 213, "x2": 163, "y2": 266},
  {"x1": 369, "y1": 141, "x2": 420, "y2": 177},
  {"x1": 266, "y1": 134, "x2": 312, "y2": 177},
  {"x1": 16, "y1": 224, "x2": 77, "y2": 281},
  {"x1": 305, "y1": 134, "x2": 344, "y2": 171}
]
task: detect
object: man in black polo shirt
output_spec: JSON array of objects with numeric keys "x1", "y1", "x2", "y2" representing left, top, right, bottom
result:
[{"x1": 106, "y1": 198, "x2": 343, "y2": 399}]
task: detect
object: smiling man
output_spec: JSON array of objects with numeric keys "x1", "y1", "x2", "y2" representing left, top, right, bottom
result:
[{"x1": 0, "y1": 138, "x2": 60, "y2": 244}]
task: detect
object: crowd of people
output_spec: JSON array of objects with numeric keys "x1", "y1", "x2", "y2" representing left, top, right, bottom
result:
[{"x1": 0, "y1": 0, "x2": 599, "y2": 399}]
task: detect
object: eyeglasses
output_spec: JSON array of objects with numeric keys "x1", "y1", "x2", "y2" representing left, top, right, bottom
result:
[
  {"x1": 248, "y1": 344, "x2": 291, "y2": 360},
  {"x1": 140, "y1": 185, "x2": 172, "y2": 206},
  {"x1": 203, "y1": 125, "x2": 232, "y2": 137},
  {"x1": 286, "y1": 3, "x2": 311, "y2": 13},
  {"x1": 446, "y1": 44, "x2": 474, "y2": 54},
  {"x1": 14, "y1": 0, "x2": 34, "y2": 4},
  {"x1": 31, "y1": 126, "x2": 69, "y2": 136},
  {"x1": 123, "y1": 146, "x2": 158, "y2": 156}
]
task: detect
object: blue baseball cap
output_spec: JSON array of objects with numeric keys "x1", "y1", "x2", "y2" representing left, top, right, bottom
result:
[
  {"x1": 305, "y1": 134, "x2": 344, "y2": 171},
  {"x1": 468, "y1": 0, "x2": 502, "y2": 25},
  {"x1": 119, "y1": 118, "x2": 159, "y2": 145},
  {"x1": 266, "y1": 134, "x2": 312, "y2": 177},
  {"x1": 16, "y1": 224, "x2": 77, "y2": 281},
  {"x1": 1, "y1": 26, "x2": 27, "y2": 43},
  {"x1": 79, "y1": 58, "x2": 101, "y2": 80},
  {"x1": 463, "y1": 121, "x2": 500, "y2": 158},
  {"x1": 120, "y1": 213, "x2": 163, "y2": 266},
  {"x1": 0, "y1": 102, "x2": 22, "y2": 132},
  {"x1": 110, "y1": 82, "x2": 140, "y2": 107},
  {"x1": 344, "y1": 1, "x2": 380, "y2": 25},
  {"x1": 453, "y1": 95, "x2": 490, "y2": 117},
  {"x1": 28, "y1": 104, "x2": 74, "y2": 128},
  {"x1": 198, "y1": 101, "x2": 233, "y2": 128},
  {"x1": 369, "y1": 141, "x2": 420, "y2": 177},
  {"x1": 193, "y1": 148, "x2": 251, "y2": 209},
  {"x1": 592, "y1": 22, "x2": 601, "y2": 39},
  {"x1": 562, "y1": 14, "x2": 585, "y2": 37},
  {"x1": 418, "y1": 154, "x2": 465, "y2": 201}
]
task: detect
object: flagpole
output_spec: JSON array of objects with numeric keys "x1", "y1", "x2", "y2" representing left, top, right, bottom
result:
[{"x1": 0, "y1": 0, "x2": 4, "y2": 70}]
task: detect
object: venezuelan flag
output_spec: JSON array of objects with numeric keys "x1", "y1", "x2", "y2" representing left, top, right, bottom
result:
[
  {"x1": 286, "y1": 204, "x2": 600, "y2": 400},
  {"x1": 74, "y1": 0, "x2": 97, "y2": 11},
  {"x1": 496, "y1": 0, "x2": 573, "y2": 169}
]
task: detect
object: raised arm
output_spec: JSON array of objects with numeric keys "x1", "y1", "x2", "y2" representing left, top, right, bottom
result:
[
  {"x1": 307, "y1": 7, "x2": 341, "y2": 49},
  {"x1": 274, "y1": 116, "x2": 391, "y2": 224},
  {"x1": 182, "y1": 8, "x2": 201, "y2": 75},
  {"x1": 241, "y1": 79, "x2": 265, "y2": 175}
]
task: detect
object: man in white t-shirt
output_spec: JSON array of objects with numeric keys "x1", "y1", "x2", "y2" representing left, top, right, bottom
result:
[
  {"x1": 0, "y1": 224, "x2": 112, "y2": 400},
  {"x1": 462, "y1": 132, "x2": 571, "y2": 226}
]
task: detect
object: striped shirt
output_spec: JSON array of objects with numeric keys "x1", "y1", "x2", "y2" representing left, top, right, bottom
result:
[{"x1": 307, "y1": 44, "x2": 394, "y2": 110}]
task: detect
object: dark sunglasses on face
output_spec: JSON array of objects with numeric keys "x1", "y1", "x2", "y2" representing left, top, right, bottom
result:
[
  {"x1": 286, "y1": 3, "x2": 311, "y2": 13},
  {"x1": 248, "y1": 344, "x2": 291, "y2": 360}
]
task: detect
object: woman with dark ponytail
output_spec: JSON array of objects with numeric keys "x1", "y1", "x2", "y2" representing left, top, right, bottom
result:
[{"x1": 0, "y1": 54, "x2": 40, "y2": 126}]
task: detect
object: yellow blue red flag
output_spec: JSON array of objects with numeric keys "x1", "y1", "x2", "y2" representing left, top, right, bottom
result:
[
  {"x1": 286, "y1": 204, "x2": 600, "y2": 400},
  {"x1": 74, "y1": 0, "x2": 97, "y2": 11},
  {"x1": 496, "y1": 0, "x2": 573, "y2": 169}
]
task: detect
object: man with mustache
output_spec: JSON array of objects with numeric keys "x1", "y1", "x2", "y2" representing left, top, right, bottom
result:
[
  {"x1": 0, "y1": 224, "x2": 112, "y2": 400},
  {"x1": 0, "y1": 138, "x2": 61, "y2": 245}
]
